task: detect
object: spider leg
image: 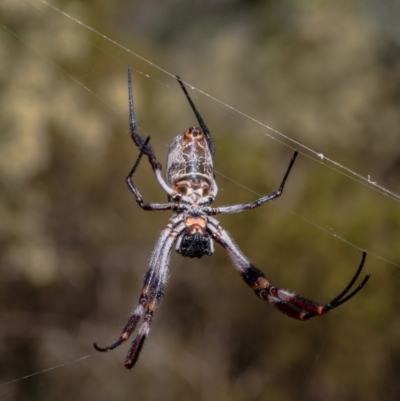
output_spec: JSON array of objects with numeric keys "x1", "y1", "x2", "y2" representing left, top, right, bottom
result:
[
  {"x1": 124, "y1": 225, "x2": 182, "y2": 368},
  {"x1": 175, "y1": 75, "x2": 218, "y2": 199},
  {"x1": 93, "y1": 217, "x2": 184, "y2": 362},
  {"x1": 126, "y1": 135, "x2": 173, "y2": 211},
  {"x1": 123, "y1": 270, "x2": 166, "y2": 368},
  {"x1": 325, "y1": 251, "x2": 370, "y2": 308},
  {"x1": 205, "y1": 150, "x2": 298, "y2": 215},
  {"x1": 210, "y1": 224, "x2": 370, "y2": 321},
  {"x1": 175, "y1": 75, "x2": 215, "y2": 160},
  {"x1": 93, "y1": 227, "x2": 171, "y2": 352},
  {"x1": 93, "y1": 293, "x2": 147, "y2": 352},
  {"x1": 127, "y1": 67, "x2": 177, "y2": 198}
]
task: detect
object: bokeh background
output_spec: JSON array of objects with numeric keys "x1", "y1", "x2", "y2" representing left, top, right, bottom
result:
[{"x1": 1, "y1": 1, "x2": 400, "y2": 400}]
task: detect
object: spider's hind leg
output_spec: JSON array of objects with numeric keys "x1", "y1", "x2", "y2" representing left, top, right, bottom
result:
[
  {"x1": 175, "y1": 75, "x2": 215, "y2": 159},
  {"x1": 125, "y1": 136, "x2": 172, "y2": 211},
  {"x1": 127, "y1": 68, "x2": 175, "y2": 198},
  {"x1": 127, "y1": 68, "x2": 160, "y2": 167}
]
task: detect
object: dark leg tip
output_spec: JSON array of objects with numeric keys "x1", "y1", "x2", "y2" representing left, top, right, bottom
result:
[{"x1": 93, "y1": 342, "x2": 104, "y2": 352}]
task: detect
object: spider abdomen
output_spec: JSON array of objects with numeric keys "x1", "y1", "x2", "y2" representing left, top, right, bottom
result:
[{"x1": 166, "y1": 126, "x2": 214, "y2": 188}]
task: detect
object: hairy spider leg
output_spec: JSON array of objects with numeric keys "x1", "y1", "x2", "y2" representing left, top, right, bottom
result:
[
  {"x1": 124, "y1": 228, "x2": 180, "y2": 368},
  {"x1": 93, "y1": 227, "x2": 171, "y2": 352},
  {"x1": 176, "y1": 75, "x2": 215, "y2": 160},
  {"x1": 205, "y1": 150, "x2": 298, "y2": 215},
  {"x1": 93, "y1": 217, "x2": 184, "y2": 356},
  {"x1": 209, "y1": 223, "x2": 370, "y2": 321}
]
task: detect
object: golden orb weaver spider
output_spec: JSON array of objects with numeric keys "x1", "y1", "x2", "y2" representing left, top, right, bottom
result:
[{"x1": 94, "y1": 68, "x2": 370, "y2": 369}]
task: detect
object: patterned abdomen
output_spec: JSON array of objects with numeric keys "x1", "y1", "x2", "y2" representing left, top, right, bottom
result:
[{"x1": 166, "y1": 126, "x2": 214, "y2": 187}]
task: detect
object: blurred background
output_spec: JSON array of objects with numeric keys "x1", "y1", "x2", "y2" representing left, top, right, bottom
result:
[{"x1": 1, "y1": 0, "x2": 400, "y2": 400}]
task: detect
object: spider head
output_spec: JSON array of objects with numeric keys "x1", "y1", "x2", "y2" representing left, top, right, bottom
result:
[{"x1": 177, "y1": 227, "x2": 213, "y2": 259}]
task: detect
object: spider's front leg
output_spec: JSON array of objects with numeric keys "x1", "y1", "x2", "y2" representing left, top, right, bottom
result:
[
  {"x1": 123, "y1": 226, "x2": 181, "y2": 368},
  {"x1": 240, "y1": 252, "x2": 369, "y2": 320},
  {"x1": 211, "y1": 226, "x2": 370, "y2": 320},
  {"x1": 94, "y1": 219, "x2": 184, "y2": 369},
  {"x1": 93, "y1": 226, "x2": 172, "y2": 353}
]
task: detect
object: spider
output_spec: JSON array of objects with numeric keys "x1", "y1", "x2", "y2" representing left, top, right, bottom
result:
[{"x1": 94, "y1": 68, "x2": 371, "y2": 369}]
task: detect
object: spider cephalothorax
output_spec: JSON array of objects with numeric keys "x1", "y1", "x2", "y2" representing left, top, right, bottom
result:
[
  {"x1": 176, "y1": 207, "x2": 213, "y2": 258},
  {"x1": 177, "y1": 228, "x2": 213, "y2": 258},
  {"x1": 94, "y1": 68, "x2": 370, "y2": 369}
]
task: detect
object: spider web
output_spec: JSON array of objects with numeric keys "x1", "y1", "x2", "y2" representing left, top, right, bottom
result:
[{"x1": 1, "y1": 1, "x2": 399, "y2": 400}]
